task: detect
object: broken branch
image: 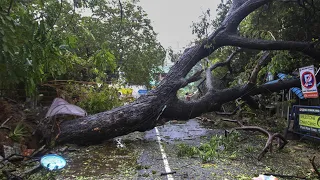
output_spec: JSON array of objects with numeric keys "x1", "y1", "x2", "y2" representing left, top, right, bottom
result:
[
  {"x1": 216, "y1": 103, "x2": 245, "y2": 116},
  {"x1": 0, "y1": 116, "x2": 12, "y2": 131},
  {"x1": 309, "y1": 156, "x2": 320, "y2": 178},
  {"x1": 206, "y1": 48, "x2": 242, "y2": 90},
  {"x1": 221, "y1": 118, "x2": 244, "y2": 126},
  {"x1": 181, "y1": 70, "x2": 204, "y2": 88},
  {"x1": 249, "y1": 51, "x2": 270, "y2": 84},
  {"x1": 160, "y1": 171, "x2": 176, "y2": 176},
  {"x1": 221, "y1": 119, "x2": 288, "y2": 161}
]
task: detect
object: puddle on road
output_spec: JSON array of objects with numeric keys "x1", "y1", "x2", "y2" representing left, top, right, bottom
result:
[{"x1": 145, "y1": 119, "x2": 224, "y2": 144}]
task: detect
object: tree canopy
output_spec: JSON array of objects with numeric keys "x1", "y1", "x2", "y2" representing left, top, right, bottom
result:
[
  {"x1": 0, "y1": 0, "x2": 165, "y2": 97},
  {"x1": 191, "y1": 0, "x2": 320, "y2": 90}
]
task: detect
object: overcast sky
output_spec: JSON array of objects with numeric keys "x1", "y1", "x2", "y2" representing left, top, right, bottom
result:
[{"x1": 138, "y1": 0, "x2": 220, "y2": 52}]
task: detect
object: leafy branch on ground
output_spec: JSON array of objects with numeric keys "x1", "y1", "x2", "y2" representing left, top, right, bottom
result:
[{"x1": 177, "y1": 132, "x2": 240, "y2": 162}]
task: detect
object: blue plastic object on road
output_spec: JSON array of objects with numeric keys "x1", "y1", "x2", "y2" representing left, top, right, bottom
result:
[{"x1": 40, "y1": 154, "x2": 66, "y2": 170}]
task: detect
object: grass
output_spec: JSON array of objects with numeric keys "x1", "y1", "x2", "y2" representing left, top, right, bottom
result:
[{"x1": 9, "y1": 122, "x2": 28, "y2": 142}]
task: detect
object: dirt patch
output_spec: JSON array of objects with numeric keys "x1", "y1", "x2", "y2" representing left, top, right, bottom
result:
[{"x1": 0, "y1": 100, "x2": 44, "y2": 157}]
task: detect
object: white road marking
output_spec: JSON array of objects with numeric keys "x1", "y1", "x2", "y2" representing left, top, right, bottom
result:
[{"x1": 155, "y1": 127, "x2": 174, "y2": 180}]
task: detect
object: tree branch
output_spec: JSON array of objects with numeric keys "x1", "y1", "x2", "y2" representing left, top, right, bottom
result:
[
  {"x1": 221, "y1": 0, "x2": 273, "y2": 32},
  {"x1": 242, "y1": 51, "x2": 270, "y2": 110},
  {"x1": 7, "y1": 0, "x2": 14, "y2": 16},
  {"x1": 229, "y1": 125, "x2": 288, "y2": 160},
  {"x1": 180, "y1": 70, "x2": 204, "y2": 88},
  {"x1": 163, "y1": 73, "x2": 308, "y2": 120},
  {"x1": 309, "y1": 156, "x2": 320, "y2": 178},
  {"x1": 164, "y1": 83, "x2": 255, "y2": 119},
  {"x1": 206, "y1": 48, "x2": 242, "y2": 90},
  {"x1": 0, "y1": 116, "x2": 12, "y2": 131},
  {"x1": 249, "y1": 51, "x2": 270, "y2": 84},
  {"x1": 218, "y1": 34, "x2": 320, "y2": 59},
  {"x1": 216, "y1": 103, "x2": 244, "y2": 116}
]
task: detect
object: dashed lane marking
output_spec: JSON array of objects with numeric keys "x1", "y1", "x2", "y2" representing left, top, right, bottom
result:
[{"x1": 155, "y1": 127, "x2": 174, "y2": 180}]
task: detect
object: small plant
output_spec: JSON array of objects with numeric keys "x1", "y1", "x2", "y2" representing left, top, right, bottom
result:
[
  {"x1": 177, "y1": 143, "x2": 198, "y2": 157},
  {"x1": 9, "y1": 123, "x2": 28, "y2": 142},
  {"x1": 244, "y1": 145, "x2": 255, "y2": 153},
  {"x1": 177, "y1": 132, "x2": 240, "y2": 163}
]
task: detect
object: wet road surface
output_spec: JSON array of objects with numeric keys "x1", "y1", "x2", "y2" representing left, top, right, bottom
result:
[{"x1": 51, "y1": 118, "x2": 319, "y2": 180}]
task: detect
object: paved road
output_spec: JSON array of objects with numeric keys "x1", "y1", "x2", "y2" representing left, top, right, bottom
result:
[
  {"x1": 56, "y1": 119, "x2": 223, "y2": 180},
  {"x1": 54, "y1": 118, "x2": 317, "y2": 180},
  {"x1": 136, "y1": 119, "x2": 224, "y2": 180}
]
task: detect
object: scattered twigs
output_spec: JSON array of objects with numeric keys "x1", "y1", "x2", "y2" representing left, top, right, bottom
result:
[
  {"x1": 2, "y1": 170, "x2": 23, "y2": 180},
  {"x1": 195, "y1": 117, "x2": 213, "y2": 122},
  {"x1": 0, "y1": 154, "x2": 40, "y2": 164},
  {"x1": 21, "y1": 163, "x2": 42, "y2": 178},
  {"x1": 216, "y1": 103, "x2": 244, "y2": 116},
  {"x1": 309, "y1": 156, "x2": 320, "y2": 178},
  {"x1": 31, "y1": 145, "x2": 47, "y2": 157},
  {"x1": 221, "y1": 118, "x2": 244, "y2": 126},
  {"x1": 0, "y1": 116, "x2": 12, "y2": 131},
  {"x1": 222, "y1": 118, "x2": 288, "y2": 161}
]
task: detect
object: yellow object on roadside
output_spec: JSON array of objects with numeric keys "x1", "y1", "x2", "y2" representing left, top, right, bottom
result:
[{"x1": 119, "y1": 88, "x2": 133, "y2": 95}]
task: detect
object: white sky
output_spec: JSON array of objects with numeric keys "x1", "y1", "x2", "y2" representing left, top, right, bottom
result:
[{"x1": 138, "y1": 0, "x2": 220, "y2": 52}]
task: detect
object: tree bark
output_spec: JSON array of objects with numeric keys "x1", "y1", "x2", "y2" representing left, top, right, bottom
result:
[{"x1": 53, "y1": 0, "x2": 320, "y2": 145}]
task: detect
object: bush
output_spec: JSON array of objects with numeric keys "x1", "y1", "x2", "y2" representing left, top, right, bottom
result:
[{"x1": 64, "y1": 84, "x2": 124, "y2": 114}]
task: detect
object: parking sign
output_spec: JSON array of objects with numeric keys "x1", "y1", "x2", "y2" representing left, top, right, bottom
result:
[{"x1": 299, "y1": 65, "x2": 318, "y2": 98}]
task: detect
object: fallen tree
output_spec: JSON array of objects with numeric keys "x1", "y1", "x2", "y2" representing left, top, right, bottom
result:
[{"x1": 48, "y1": 0, "x2": 320, "y2": 145}]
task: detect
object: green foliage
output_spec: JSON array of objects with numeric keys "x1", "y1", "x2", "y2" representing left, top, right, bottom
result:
[
  {"x1": 0, "y1": 1, "x2": 64, "y2": 95},
  {"x1": 74, "y1": 0, "x2": 166, "y2": 86},
  {"x1": 191, "y1": 0, "x2": 320, "y2": 94},
  {"x1": 65, "y1": 84, "x2": 124, "y2": 114},
  {"x1": 1, "y1": 0, "x2": 165, "y2": 99},
  {"x1": 238, "y1": 0, "x2": 320, "y2": 76},
  {"x1": 177, "y1": 143, "x2": 199, "y2": 157},
  {"x1": 177, "y1": 132, "x2": 240, "y2": 163},
  {"x1": 9, "y1": 123, "x2": 28, "y2": 142}
]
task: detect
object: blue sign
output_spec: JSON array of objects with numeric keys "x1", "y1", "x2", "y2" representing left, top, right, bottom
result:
[{"x1": 138, "y1": 89, "x2": 148, "y2": 95}]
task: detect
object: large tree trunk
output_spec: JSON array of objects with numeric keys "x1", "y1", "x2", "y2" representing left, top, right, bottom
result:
[{"x1": 54, "y1": 0, "x2": 320, "y2": 145}]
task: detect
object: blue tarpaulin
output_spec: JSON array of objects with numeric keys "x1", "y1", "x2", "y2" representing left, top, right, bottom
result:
[
  {"x1": 277, "y1": 73, "x2": 304, "y2": 99},
  {"x1": 265, "y1": 73, "x2": 304, "y2": 99}
]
